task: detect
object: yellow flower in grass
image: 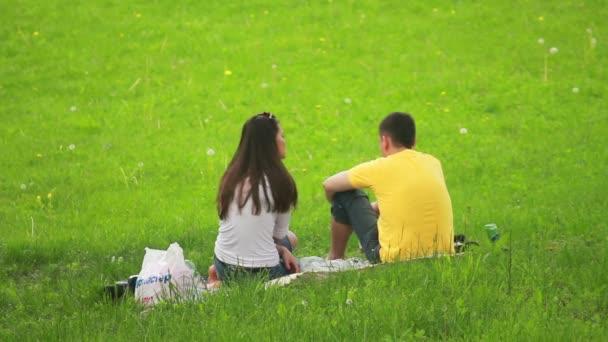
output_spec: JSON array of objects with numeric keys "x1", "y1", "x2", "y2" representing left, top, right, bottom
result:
[
  {"x1": 47, "y1": 193, "x2": 53, "y2": 199},
  {"x1": 224, "y1": 70, "x2": 232, "y2": 76},
  {"x1": 319, "y1": 37, "x2": 326, "y2": 42},
  {"x1": 538, "y1": 16, "x2": 544, "y2": 21},
  {"x1": 33, "y1": 31, "x2": 39, "y2": 36}
]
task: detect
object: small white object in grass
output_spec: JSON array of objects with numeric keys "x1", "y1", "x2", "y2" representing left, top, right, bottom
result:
[
  {"x1": 572, "y1": 87, "x2": 579, "y2": 94},
  {"x1": 68, "y1": 144, "x2": 76, "y2": 150},
  {"x1": 586, "y1": 28, "x2": 592, "y2": 34},
  {"x1": 138, "y1": 162, "x2": 144, "y2": 168},
  {"x1": 549, "y1": 47, "x2": 558, "y2": 55},
  {"x1": 271, "y1": 64, "x2": 277, "y2": 69},
  {"x1": 70, "y1": 105, "x2": 77, "y2": 112},
  {"x1": 591, "y1": 37, "x2": 597, "y2": 47},
  {"x1": 344, "y1": 98, "x2": 352, "y2": 104},
  {"x1": 301, "y1": 300, "x2": 308, "y2": 306},
  {"x1": 459, "y1": 128, "x2": 468, "y2": 134},
  {"x1": 117, "y1": 256, "x2": 124, "y2": 264},
  {"x1": 537, "y1": 38, "x2": 544, "y2": 45},
  {"x1": 261, "y1": 82, "x2": 268, "y2": 88},
  {"x1": 346, "y1": 298, "x2": 353, "y2": 305},
  {"x1": 20, "y1": 184, "x2": 27, "y2": 190},
  {"x1": 207, "y1": 148, "x2": 215, "y2": 156}
]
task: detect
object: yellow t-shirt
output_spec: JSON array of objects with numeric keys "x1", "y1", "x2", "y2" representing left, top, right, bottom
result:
[{"x1": 348, "y1": 149, "x2": 454, "y2": 262}]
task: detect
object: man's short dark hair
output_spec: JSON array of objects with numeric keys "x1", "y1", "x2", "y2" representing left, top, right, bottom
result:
[{"x1": 379, "y1": 112, "x2": 416, "y2": 148}]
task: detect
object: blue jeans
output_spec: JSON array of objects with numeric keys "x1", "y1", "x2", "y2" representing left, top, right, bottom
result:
[{"x1": 214, "y1": 236, "x2": 295, "y2": 282}]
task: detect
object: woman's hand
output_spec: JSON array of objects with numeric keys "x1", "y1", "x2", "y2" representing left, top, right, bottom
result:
[{"x1": 277, "y1": 245, "x2": 300, "y2": 273}]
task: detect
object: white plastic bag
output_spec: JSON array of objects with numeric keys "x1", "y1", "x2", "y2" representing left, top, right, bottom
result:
[{"x1": 134, "y1": 242, "x2": 201, "y2": 305}]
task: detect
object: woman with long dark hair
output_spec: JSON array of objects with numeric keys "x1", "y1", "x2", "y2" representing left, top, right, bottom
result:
[{"x1": 208, "y1": 112, "x2": 299, "y2": 286}]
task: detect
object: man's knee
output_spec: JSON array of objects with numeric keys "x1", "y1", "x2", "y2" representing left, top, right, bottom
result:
[{"x1": 333, "y1": 189, "x2": 368, "y2": 207}]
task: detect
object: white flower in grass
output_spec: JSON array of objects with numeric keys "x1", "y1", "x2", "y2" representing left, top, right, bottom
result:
[
  {"x1": 572, "y1": 87, "x2": 579, "y2": 94},
  {"x1": 586, "y1": 28, "x2": 592, "y2": 34},
  {"x1": 345, "y1": 298, "x2": 353, "y2": 305},
  {"x1": 344, "y1": 98, "x2": 352, "y2": 104},
  {"x1": 537, "y1": 38, "x2": 545, "y2": 45},
  {"x1": 20, "y1": 184, "x2": 27, "y2": 190},
  {"x1": 261, "y1": 82, "x2": 268, "y2": 88},
  {"x1": 301, "y1": 300, "x2": 308, "y2": 306},
  {"x1": 459, "y1": 128, "x2": 468, "y2": 134},
  {"x1": 549, "y1": 47, "x2": 558, "y2": 55},
  {"x1": 138, "y1": 162, "x2": 144, "y2": 168},
  {"x1": 70, "y1": 105, "x2": 77, "y2": 112},
  {"x1": 68, "y1": 144, "x2": 76, "y2": 150},
  {"x1": 271, "y1": 64, "x2": 277, "y2": 69},
  {"x1": 591, "y1": 37, "x2": 597, "y2": 47},
  {"x1": 207, "y1": 148, "x2": 215, "y2": 156}
]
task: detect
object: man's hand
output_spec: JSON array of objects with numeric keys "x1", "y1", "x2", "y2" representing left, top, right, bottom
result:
[
  {"x1": 277, "y1": 245, "x2": 300, "y2": 273},
  {"x1": 322, "y1": 171, "x2": 354, "y2": 202},
  {"x1": 371, "y1": 201, "x2": 380, "y2": 215}
]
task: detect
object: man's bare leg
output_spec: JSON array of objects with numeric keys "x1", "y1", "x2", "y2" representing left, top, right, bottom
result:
[{"x1": 328, "y1": 217, "x2": 353, "y2": 260}]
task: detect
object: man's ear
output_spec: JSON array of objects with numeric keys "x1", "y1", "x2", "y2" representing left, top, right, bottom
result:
[{"x1": 380, "y1": 135, "x2": 389, "y2": 150}]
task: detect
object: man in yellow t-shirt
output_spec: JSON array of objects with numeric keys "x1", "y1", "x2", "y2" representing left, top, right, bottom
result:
[{"x1": 322, "y1": 112, "x2": 454, "y2": 263}]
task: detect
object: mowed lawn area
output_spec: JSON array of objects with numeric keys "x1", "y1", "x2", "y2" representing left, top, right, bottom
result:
[{"x1": 1, "y1": 0, "x2": 607, "y2": 340}]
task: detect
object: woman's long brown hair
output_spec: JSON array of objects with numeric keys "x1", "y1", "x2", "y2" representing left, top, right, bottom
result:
[{"x1": 217, "y1": 113, "x2": 297, "y2": 219}]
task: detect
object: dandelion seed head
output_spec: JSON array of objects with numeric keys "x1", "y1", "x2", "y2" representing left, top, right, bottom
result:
[
  {"x1": 572, "y1": 87, "x2": 579, "y2": 94},
  {"x1": 591, "y1": 37, "x2": 597, "y2": 46},
  {"x1": 344, "y1": 98, "x2": 352, "y2": 104},
  {"x1": 70, "y1": 105, "x2": 77, "y2": 112},
  {"x1": 138, "y1": 162, "x2": 144, "y2": 168},
  {"x1": 20, "y1": 184, "x2": 27, "y2": 190},
  {"x1": 549, "y1": 47, "x2": 558, "y2": 55},
  {"x1": 271, "y1": 64, "x2": 277, "y2": 69},
  {"x1": 586, "y1": 28, "x2": 592, "y2": 34},
  {"x1": 301, "y1": 300, "x2": 308, "y2": 306},
  {"x1": 207, "y1": 148, "x2": 215, "y2": 156},
  {"x1": 68, "y1": 144, "x2": 76, "y2": 150},
  {"x1": 459, "y1": 128, "x2": 468, "y2": 134},
  {"x1": 537, "y1": 38, "x2": 545, "y2": 45},
  {"x1": 261, "y1": 82, "x2": 268, "y2": 88},
  {"x1": 346, "y1": 298, "x2": 353, "y2": 305}
]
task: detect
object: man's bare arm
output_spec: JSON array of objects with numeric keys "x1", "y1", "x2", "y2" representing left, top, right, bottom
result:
[{"x1": 322, "y1": 171, "x2": 355, "y2": 202}]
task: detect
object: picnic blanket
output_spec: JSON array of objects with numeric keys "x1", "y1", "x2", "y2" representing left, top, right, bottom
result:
[{"x1": 264, "y1": 256, "x2": 372, "y2": 288}]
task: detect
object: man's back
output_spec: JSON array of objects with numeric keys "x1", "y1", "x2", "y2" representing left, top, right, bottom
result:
[{"x1": 348, "y1": 149, "x2": 454, "y2": 261}]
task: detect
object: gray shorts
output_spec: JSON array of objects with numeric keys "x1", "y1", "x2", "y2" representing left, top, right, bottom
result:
[{"x1": 332, "y1": 190, "x2": 381, "y2": 263}]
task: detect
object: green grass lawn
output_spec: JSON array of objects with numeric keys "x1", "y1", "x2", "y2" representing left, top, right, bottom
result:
[{"x1": 1, "y1": 0, "x2": 607, "y2": 340}]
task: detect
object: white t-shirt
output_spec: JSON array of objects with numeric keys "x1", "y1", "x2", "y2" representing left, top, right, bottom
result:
[{"x1": 214, "y1": 179, "x2": 291, "y2": 268}]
